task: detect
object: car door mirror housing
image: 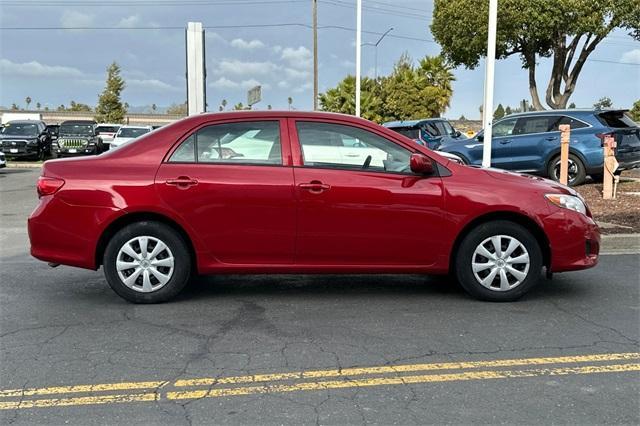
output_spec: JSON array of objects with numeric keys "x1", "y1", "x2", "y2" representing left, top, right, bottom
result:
[
  {"x1": 476, "y1": 134, "x2": 484, "y2": 142},
  {"x1": 410, "y1": 153, "x2": 434, "y2": 175}
]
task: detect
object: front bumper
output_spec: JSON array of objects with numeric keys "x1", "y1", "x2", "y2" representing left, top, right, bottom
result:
[
  {"x1": 55, "y1": 146, "x2": 99, "y2": 156},
  {"x1": 544, "y1": 210, "x2": 600, "y2": 273},
  {"x1": 1, "y1": 145, "x2": 39, "y2": 157}
]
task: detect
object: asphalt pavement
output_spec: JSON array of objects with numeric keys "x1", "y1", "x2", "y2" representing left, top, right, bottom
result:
[{"x1": 1, "y1": 168, "x2": 638, "y2": 425}]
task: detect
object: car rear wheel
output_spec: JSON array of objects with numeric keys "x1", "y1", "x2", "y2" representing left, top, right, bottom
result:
[
  {"x1": 547, "y1": 154, "x2": 586, "y2": 186},
  {"x1": 103, "y1": 221, "x2": 191, "y2": 303},
  {"x1": 454, "y1": 220, "x2": 543, "y2": 302}
]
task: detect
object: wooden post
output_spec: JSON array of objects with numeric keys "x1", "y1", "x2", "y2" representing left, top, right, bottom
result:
[
  {"x1": 602, "y1": 134, "x2": 618, "y2": 200},
  {"x1": 559, "y1": 124, "x2": 570, "y2": 185}
]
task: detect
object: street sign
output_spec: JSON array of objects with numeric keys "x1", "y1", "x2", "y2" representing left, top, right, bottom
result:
[{"x1": 247, "y1": 86, "x2": 262, "y2": 107}]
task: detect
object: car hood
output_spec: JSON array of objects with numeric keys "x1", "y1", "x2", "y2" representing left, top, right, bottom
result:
[
  {"x1": 0, "y1": 134, "x2": 37, "y2": 140},
  {"x1": 480, "y1": 167, "x2": 575, "y2": 196}
]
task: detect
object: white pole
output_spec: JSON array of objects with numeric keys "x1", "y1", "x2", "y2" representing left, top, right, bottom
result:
[
  {"x1": 355, "y1": 0, "x2": 362, "y2": 117},
  {"x1": 481, "y1": 0, "x2": 498, "y2": 168},
  {"x1": 186, "y1": 22, "x2": 206, "y2": 116}
]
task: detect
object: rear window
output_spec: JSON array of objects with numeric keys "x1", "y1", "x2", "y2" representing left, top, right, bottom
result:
[
  {"x1": 118, "y1": 128, "x2": 150, "y2": 138},
  {"x1": 596, "y1": 111, "x2": 637, "y2": 128},
  {"x1": 390, "y1": 127, "x2": 420, "y2": 140},
  {"x1": 96, "y1": 126, "x2": 120, "y2": 133}
]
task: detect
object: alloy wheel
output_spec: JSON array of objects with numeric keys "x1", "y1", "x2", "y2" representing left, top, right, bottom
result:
[{"x1": 552, "y1": 158, "x2": 578, "y2": 184}]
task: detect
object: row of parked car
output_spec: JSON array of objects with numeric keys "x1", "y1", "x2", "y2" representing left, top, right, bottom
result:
[
  {"x1": 0, "y1": 120, "x2": 156, "y2": 162},
  {"x1": 384, "y1": 108, "x2": 640, "y2": 186}
]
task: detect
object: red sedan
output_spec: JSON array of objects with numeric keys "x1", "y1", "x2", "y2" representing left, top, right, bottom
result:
[{"x1": 28, "y1": 111, "x2": 600, "y2": 303}]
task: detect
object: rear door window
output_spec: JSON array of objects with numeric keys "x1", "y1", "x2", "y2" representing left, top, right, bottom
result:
[
  {"x1": 596, "y1": 111, "x2": 638, "y2": 128},
  {"x1": 514, "y1": 117, "x2": 550, "y2": 135},
  {"x1": 547, "y1": 115, "x2": 589, "y2": 131}
]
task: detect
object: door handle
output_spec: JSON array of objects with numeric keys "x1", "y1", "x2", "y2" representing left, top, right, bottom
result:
[
  {"x1": 545, "y1": 136, "x2": 557, "y2": 141},
  {"x1": 165, "y1": 176, "x2": 198, "y2": 188},
  {"x1": 344, "y1": 153, "x2": 360, "y2": 158},
  {"x1": 299, "y1": 181, "x2": 331, "y2": 193},
  {"x1": 499, "y1": 139, "x2": 512, "y2": 145}
]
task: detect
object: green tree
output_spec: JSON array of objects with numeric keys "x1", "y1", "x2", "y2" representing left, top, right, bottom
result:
[
  {"x1": 166, "y1": 102, "x2": 187, "y2": 115},
  {"x1": 630, "y1": 100, "x2": 640, "y2": 122},
  {"x1": 568, "y1": 102, "x2": 576, "y2": 109},
  {"x1": 319, "y1": 75, "x2": 384, "y2": 122},
  {"x1": 494, "y1": 104, "x2": 505, "y2": 120},
  {"x1": 10, "y1": 103, "x2": 18, "y2": 110},
  {"x1": 221, "y1": 99, "x2": 227, "y2": 111},
  {"x1": 233, "y1": 102, "x2": 245, "y2": 110},
  {"x1": 44, "y1": 106, "x2": 50, "y2": 111},
  {"x1": 593, "y1": 96, "x2": 613, "y2": 109},
  {"x1": 151, "y1": 103, "x2": 157, "y2": 113},
  {"x1": 287, "y1": 97, "x2": 293, "y2": 110},
  {"x1": 431, "y1": 0, "x2": 640, "y2": 110},
  {"x1": 25, "y1": 96, "x2": 32, "y2": 110},
  {"x1": 267, "y1": 104, "x2": 272, "y2": 110},
  {"x1": 36, "y1": 102, "x2": 41, "y2": 110},
  {"x1": 57, "y1": 104, "x2": 66, "y2": 111},
  {"x1": 69, "y1": 101, "x2": 92, "y2": 112},
  {"x1": 505, "y1": 105, "x2": 513, "y2": 115},
  {"x1": 94, "y1": 62, "x2": 126, "y2": 123}
]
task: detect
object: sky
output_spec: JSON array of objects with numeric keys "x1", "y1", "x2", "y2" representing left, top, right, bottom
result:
[{"x1": 0, "y1": 0, "x2": 639, "y2": 119}]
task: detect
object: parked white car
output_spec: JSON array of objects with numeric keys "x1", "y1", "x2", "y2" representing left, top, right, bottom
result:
[
  {"x1": 95, "y1": 124, "x2": 121, "y2": 149},
  {"x1": 110, "y1": 125, "x2": 153, "y2": 149},
  {"x1": 0, "y1": 151, "x2": 6, "y2": 168}
]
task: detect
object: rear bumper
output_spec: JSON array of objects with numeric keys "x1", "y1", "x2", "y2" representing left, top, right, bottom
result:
[
  {"x1": 28, "y1": 196, "x2": 121, "y2": 269},
  {"x1": 544, "y1": 210, "x2": 600, "y2": 273}
]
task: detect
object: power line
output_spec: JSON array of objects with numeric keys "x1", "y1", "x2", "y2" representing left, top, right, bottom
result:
[{"x1": 0, "y1": 0, "x2": 306, "y2": 5}]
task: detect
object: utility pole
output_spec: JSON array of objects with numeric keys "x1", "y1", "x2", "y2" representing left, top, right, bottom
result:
[
  {"x1": 312, "y1": 0, "x2": 318, "y2": 111},
  {"x1": 355, "y1": 0, "x2": 362, "y2": 117},
  {"x1": 481, "y1": 0, "x2": 498, "y2": 168}
]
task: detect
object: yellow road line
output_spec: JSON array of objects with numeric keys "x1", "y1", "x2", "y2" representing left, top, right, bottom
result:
[
  {"x1": 0, "y1": 353, "x2": 637, "y2": 400},
  {"x1": 0, "y1": 381, "x2": 167, "y2": 398},
  {"x1": 0, "y1": 392, "x2": 158, "y2": 410},
  {"x1": 168, "y1": 363, "x2": 640, "y2": 400},
  {"x1": 174, "y1": 352, "x2": 640, "y2": 387}
]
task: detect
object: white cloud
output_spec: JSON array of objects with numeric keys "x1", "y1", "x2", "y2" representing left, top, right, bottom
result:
[
  {"x1": 210, "y1": 77, "x2": 240, "y2": 89},
  {"x1": 621, "y1": 49, "x2": 640, "y2": 64},
  {"x1": 214, "y1": 59, "x2": 278, "y2": 76},
  {"x1": 128, "y1": 78, "x2": 180, "y2": 92},
  {"x1": 341, "y1": 59, "x2": 355, "y2": 68},
  {"x1": 281, "y1": 46, "x2": 312, "y2": 69},
  {"x1": 230, "y1": 38, "x2": 265, "y2": 50},
  {"x1": 117, "y1": 15, "x2": 141, "y2": 28},
  {"x1": 61, "y1": 10, "x2": 94, "y2": 27},
  {"x1": 0, "y1": 59, "x2": 85, "y2": 78},
  {"x1": 293, "y1": 82, "x2": 312, "y2": 93},
  {"x1": 210, "y1": 77, "x2": 270, "y2": 90},
  {"x1": 272, "y1": 45, "x2": 283, "y2": 54},
  {"x1": 206, "y1": 32, "x2": 227, "y2": 44},
  {"x1": 277, "y1": 80, "x2": 290, "y2": 89},
  {"x1": 284, "y1": 67, "x2": 310, "y2": 80}
]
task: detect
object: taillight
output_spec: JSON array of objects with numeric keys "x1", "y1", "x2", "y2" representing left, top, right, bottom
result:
[{"x1": 37, "y1": 176, "x2": 65, "y2": 198}]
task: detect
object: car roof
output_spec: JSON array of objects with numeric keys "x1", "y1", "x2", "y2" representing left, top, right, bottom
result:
[
  {"x1": 96, "y1": 123, "x2": 121, "y2": 127},
  {"x1": 5, "y1": 120, "x2": 44, "y2": 125},
  {"x1": 382, "y1": 118, "x2": 446, "y2": 128},
  {"x1": 503, "y1": 109, "x2": 627, "y2": 119},
  {"x1": 119, "y1": 125, "x2": 152, "y2": 129},
  {"x1": 61, "y1": 120, "x2": 97, "y2": 125}
]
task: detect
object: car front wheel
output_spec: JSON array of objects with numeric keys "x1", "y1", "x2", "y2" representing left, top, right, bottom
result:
[
  {"x1": 103, "y1": 221, "x2": 191, "y2": 303},
  {"x1": 455, "y1": 220, "x2": 543, "y2": 302}
]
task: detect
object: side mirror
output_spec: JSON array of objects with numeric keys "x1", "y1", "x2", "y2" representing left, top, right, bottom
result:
[
  {"x1": 410, "y1": 153, "x2": 434, "y2": 175},
  {"x1": 476, "y1": 134, "x2": 484, "y2": 142},
  {"x1": 454, "y1": 130, "x2": 462, "y2": 138}
]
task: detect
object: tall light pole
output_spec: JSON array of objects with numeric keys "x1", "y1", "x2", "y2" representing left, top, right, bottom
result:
[
  {"x1": 312, "y1": 0, "x2": 318, "y2": 111},
  {"x1": 481, "y1": 0, "x2": 498, "y2": 168},
  {"x1": 355, "y1": 0, "x2": 362, "y2": 117},
  {"x1": 362, "y1": 27, "x2": 393, "y2": 80}
]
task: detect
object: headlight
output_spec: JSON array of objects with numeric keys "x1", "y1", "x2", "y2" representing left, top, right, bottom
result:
[{"x1": 545, "y1": 194, "x2": 587, "y2": 215}]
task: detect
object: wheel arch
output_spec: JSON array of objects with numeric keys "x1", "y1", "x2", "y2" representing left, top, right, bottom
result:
[
  {"x1": 95, "y1": 211, "x2": 198, "y2": 271},
  {"x1": 449, "y1": 211, "x2": 551, "y2": 274}
]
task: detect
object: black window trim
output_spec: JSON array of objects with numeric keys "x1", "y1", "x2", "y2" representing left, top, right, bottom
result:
[{"x1": 495, "y1": 114, "x2": 592, "y2": 138}]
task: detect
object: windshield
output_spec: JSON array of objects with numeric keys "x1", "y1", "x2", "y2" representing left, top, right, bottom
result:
[
  {"x1": 1, "y1": 123, "x2": 39, "y2": 136},
  {"x1": 117, "y1": 128, "x2": 149, "y2": 138},
  {"x1": 96, "y1": 126, "x2": 120, "y2": 134},
  {"x1": 59, "y1": 124, "x2": 93, "y2": 136}
]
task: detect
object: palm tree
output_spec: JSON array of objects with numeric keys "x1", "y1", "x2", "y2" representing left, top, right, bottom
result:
[
  {"x1": 25, "y1": 96, "x2": 32, "y2": 110},
  {"x1": 221, "y1": 99, "x2": 227, "y2": 111},
  {"x1": 418, "y1": 56, "x2": 454, "y2": 115},
  {"x1": 151, "y1": 103, "x2": 157, "y2": 113},
  {"x1": 287, "y1": 97, "x2": 293, "y2": 110},
  {"x1": 36, "y1": 102, "x2": 41, "y2": 110}
]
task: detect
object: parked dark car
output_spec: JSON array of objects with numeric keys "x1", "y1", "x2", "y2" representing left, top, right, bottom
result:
[
  {"x1": 438, "y1": 109, "x2": 640, "y2": 186},
  {"x1": 45, "y1": 124, "x2": 60, "y2": 141},
  {"x1": 383, "y1": 118, "x2": 467, "y2": 150},
  {"x1": 54, "y1": 120, "x2": 104, "y2": 157},
  {"x1": 0, "y1": 120, "x2": 52, "y2": 160}
]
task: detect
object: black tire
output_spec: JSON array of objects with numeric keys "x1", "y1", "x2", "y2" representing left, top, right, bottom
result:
[
  {"x1": 547, "y1": 153, "x2": 586, "y2": 186},
  {"x1": 103, "y1": 221, "x2": 192, "y2": 303},
  {"x1": 454, "y1": 220, "x2": 543, "y2": 302}
]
